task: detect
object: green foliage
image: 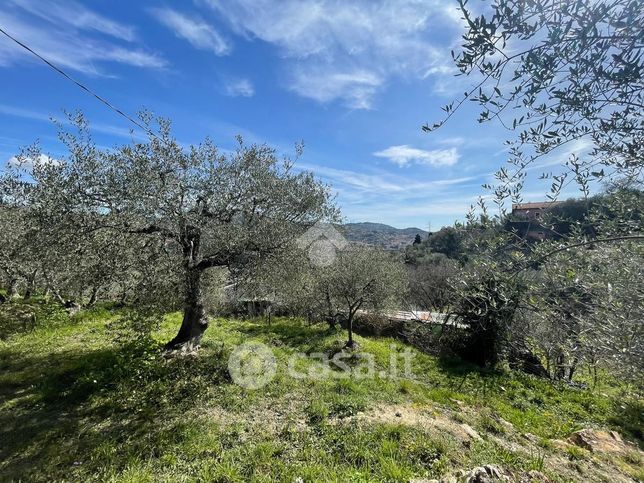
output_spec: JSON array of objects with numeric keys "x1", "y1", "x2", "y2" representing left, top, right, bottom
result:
[
  {"x1": 1, "y1": 113, "x2": 337, "y2": 349},
  {"x1": 427, "y1": 0, "x2": 642, "y2": 200},
  {"x1": 1, "y1": 303, "x2": 641, "y2": 481},
  {"x1": 405, "y1": 226, "x2": 467, "y2": 264},
  {"x1": 0, "y1": 297, "x2": 68, "y2": 339}
]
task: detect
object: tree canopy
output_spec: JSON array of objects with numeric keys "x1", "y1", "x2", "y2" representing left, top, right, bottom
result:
[
  {"x1": 1, "y1": 114, "x2": 336, "y2": 351},
  {"x1": 426, "y1": 0, "x2": 643, "y2": 203}
]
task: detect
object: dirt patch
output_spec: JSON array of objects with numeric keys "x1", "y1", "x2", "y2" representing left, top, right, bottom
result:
[
  {"x1": 343, "y1": 403, "x2": 482, "y2": 447},
  {"x1": 202, "y1": 398, "x2": 309, "y2": 436},
  {"x1": 340, "y1": 403, "x2": 641, "y2": 483}
]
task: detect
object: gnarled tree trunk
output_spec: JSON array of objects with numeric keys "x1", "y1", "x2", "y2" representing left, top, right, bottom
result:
[{"x1": 165, "y1": 266, "x2": 209, "y2": 352}]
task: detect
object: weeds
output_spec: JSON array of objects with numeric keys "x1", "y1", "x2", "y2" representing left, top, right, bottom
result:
[{"x1": 0, "y1": 302, "x2": 640, "y2": 481}]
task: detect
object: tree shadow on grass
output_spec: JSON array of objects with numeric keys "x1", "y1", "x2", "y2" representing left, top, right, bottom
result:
[
  {"x1": 234, "y1": 319, "x2": 338, "y2": 353},
  {"x1": 0, "y1": 342, "x2": 230, "y2": 480}
]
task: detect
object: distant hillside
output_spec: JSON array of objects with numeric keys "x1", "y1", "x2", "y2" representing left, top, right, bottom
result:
[{"x1": 340, "y1": 222, "x2": 428, "y2": 251}]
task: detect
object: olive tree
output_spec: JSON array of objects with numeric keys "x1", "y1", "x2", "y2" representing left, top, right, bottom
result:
[
  {"x1": 407, "y1": 258, "x2": 459, "y2": 314},
  {"x1": 0, "y1": 205, "x2": 36, "y2": 299},
  {"x1": 2, "y1": 114, "x2": 335, "y2": 352},
  {"x1": 422, "y1": 0, "x2": 643, "y2": 375},
  {"x1": 426, "y1": 0, "x2": 643, "y2": 201},
  {"x1": 321, "y1": 246, "x2": 408, "y2": 348}
]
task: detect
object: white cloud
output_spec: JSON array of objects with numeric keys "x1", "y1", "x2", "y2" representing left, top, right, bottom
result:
[
  {"x1": 437, "y1": 136, "x2": 466, "y2": 146},
  {"x1": 9, "y1": 0, "x2": 137, "y2": 41},
  {"x1": 300, "y1": 163, "x2": 474, "y2": 195},
  {"x1": 7, "y1": 154, "x2": 60, "y2": 170},
  {"x1": 526, "y1": 138, "x2": 594, "y2": 172},
  {"x1": 0, "y1": 104, "x2": 150, "y2": 141},
  {"x1": 149, "y1": 8, "x2": 230, "y2": 55},
  {"x1": 0, "y1": 8, "x2": 166, "y2": 74},
  {"x1": 224, "y1": 78, "x2": 254, "y2": 97},
  {"x1": 203, "y1": 0, "x2": 460, "y2": 108},
  {"x1": 374, "y1": 145, "x2": 460, "y2": 167},
  {"x1": 290, "y1": 68, "x2": 382, "y2": 109},
  {"x1": 298, "y1": 161, "x2": 482, "y2": 227}
]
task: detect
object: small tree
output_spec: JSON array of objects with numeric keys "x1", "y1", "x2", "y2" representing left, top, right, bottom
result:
[
  {"x1": 407, "y1": 258, "x2": 459, "y2": 313},
  {"x1": 2, "y1": 114, "x2": 336, "y2": 352},
  {"x1": 322, "y1": 246, "x2": 407, "y2": 348}
]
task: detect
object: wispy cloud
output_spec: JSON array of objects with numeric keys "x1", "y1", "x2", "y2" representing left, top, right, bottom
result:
[
  {"x1": 204, "y1": 0, "x2": 460, "y2": 109},
  {"x1": 301, "y1": 162, "x2": 474, "y2": 194},
  {"x1": 526, "y1": 138, "x2": 593, "y2": 173},
  {"x1": 295, "y1": 159, "x2": 482, "y2": 226},
  {"x1": 0, "y1": 5, "x2": 166, "y2": 74},
  {"x1": 290, "y1": 68, "x2": 382, "y2": 110},
  {"x1": 149, "y1": 8, "x2": 230, "y2": 55},
  {"x1": 0, "y1": 104, "x2": 147, "y2": 140},
  {"x1": 374, "y1": 145, "x2": 460, "y2": 167},
  {"x1": 436, "y1": 136, "x2": 465, "y2": 146},
  {"x1": 224, "y1": 78, "x2": 255, "y2": 97},
  {"x1": 8, "y1": 0, "x2": 137, "y2": 41}
]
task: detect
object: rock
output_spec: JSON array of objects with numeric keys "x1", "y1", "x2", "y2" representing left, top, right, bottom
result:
[
  {"x1": 609, "y1": 430, "x2": 623, "y2": 442},
  {"x1": 568, "y1": 429, "x2": 632, "y2": 454},
  {"x1": 395, "y1": 411, "x2": 402, "y2": 417},
  {"x1": 497, "y1": 417, "x2": 514, "y2": 431},
  {"x1": 432, "y1": 465, "x2": 512, "y2": 483},
  {"x1": 459, "y1": 464, "x2": 511, "y2": 482},
  {"x1": 460, "y1": 424, "x2": 482, "y2": 442},
  {"x1": 550, "y1": 439, "x2": 575, "y2": 451}
]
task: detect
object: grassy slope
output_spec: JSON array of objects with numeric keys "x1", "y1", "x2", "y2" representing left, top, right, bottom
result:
[{"x1": 0, "y1": 303, "x2": 642, "y2": 482}]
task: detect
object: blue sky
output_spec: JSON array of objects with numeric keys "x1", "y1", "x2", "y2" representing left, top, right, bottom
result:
[{"x1": 0, "y1": 0, "x2": 589, "y2": 229}]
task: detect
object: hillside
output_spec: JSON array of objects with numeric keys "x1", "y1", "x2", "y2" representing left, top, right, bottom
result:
[
  {"x1": 1, "y1": 302, "x2": 641, "y2": 481},
  {"x1": 341, "y1": 222, "x2": 428, "y2": 250}
]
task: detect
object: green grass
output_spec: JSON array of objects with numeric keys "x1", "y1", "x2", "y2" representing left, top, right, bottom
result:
[{"x1": 0, "y1": 302, "x2": 641, "y2": 481}]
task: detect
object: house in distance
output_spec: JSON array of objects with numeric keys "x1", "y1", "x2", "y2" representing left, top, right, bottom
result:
[{"x1": 508, "y1": 201, "x2": 564, "y2": 241}]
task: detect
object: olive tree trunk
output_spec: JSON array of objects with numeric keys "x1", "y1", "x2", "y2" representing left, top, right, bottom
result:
[
  {"x1": 345, "y1": 305, "x2": 361, "y2": 348},
  {"x1": 165, "y1": 267, "x2": 209, "y2": 352}
]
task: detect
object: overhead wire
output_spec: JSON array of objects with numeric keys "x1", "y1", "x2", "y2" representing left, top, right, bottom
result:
[{"x1": 0, "y1": 25, "x2": 159, "y2": 140}]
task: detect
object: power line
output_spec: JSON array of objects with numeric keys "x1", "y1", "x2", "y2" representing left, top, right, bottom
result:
[{"x1": 0, "y1": 25, "x2": 158, "y2": 139}]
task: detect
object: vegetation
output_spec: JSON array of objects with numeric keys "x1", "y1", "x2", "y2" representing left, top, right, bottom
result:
[
  {"x1": 426, "y1": 0, "x2": 642, "y2": 199},
  {"x1": 342, "y1": 222, "x2": 428, "y2": 251},
  {"x1": 2, "y1": 115, "x2": 336, "y2": 352},
  {"x1": 317, "y1": 246, "x2": 407, "y2": 347},
  {"x1": 0, "y1": 0, "x2": 641, "y2": 479},
  {"x1": 0, "y1": 302, "x2": 641, "y2": 481},
  {"x1": 418, "y1": 0, "x2": 644, "y2": 379}
]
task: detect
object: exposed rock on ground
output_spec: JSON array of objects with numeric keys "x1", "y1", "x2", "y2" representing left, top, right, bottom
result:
[
  {"x1": 567, "y1": 428, "x2": 636, "y2": 454},
  {"x1": 417, "y1": 465, "x2": 548, "y2": 482},
  {"x1": 348, "y1": 403, "x2": 641, "y2": 482}
]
